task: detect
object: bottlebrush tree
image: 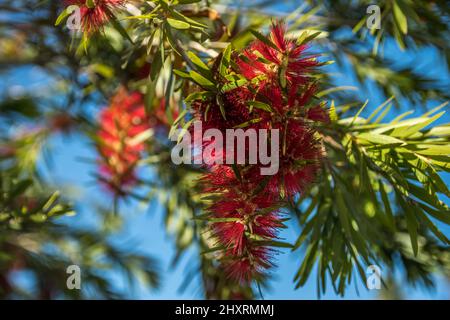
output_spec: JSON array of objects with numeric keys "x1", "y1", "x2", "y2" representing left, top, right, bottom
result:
[{"x1": 0, "y1": 0, "x2": 449, "y2": 299}]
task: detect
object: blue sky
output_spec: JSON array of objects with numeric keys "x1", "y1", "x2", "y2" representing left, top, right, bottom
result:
[{"x1": 1, "y1": 0, "x2": 449, "y2": 300}]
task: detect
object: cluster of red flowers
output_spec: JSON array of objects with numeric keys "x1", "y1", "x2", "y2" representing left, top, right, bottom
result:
[
  {"x1": 65, "y1": 0, "x2": 124, "y2": 33},
  {"x1": 96, "y1": 87, "x2": 178, "y2": 196},
  {"x1": 192, "y1": 22, "x2": 329, "y2": 282},
  {"x1": 97, "y1": 88, "x2": 149, "y2": 196}
]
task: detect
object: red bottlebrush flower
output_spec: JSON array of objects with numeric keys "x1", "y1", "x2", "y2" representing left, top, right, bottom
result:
[
  {"x1": 65, "y1": 0, "x2": 125, "y2": 34},
  {"x1": 190, "y1": 21, "x2": 328, "y2": 283},
  {"x1": 191, "y1": 87, "x2": 254, "y2": 131},
  {"x1": 97, "y1": 87, "x2": 149, "y2": 196},
  {"x1": 237, "y1": 21, "x2": 319, "y2": 86},
  {"x1": 307, "y1": 105, "x2": 330, "y2": 124},
  {"x1": 214, "y1": 220, "x2": 246, "y2": 255},
  {"x1": 224, "y1": 246, "x2": 274, "y2": 283},
  {"x1": 201, "y1": 165, "x2": 283, "y2": 283},
  {"x1": 209, "y1": 189, "x2": 279, "y2": 257},
  {"x1": 252, "y1": 212, "x2": 283, "y2": 239},
  {"x1": 264, "y1": 121, "x2": 323, "y2": 196}
]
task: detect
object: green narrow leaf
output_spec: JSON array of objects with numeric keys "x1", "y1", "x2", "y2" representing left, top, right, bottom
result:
[
  {"x1": 201, "y1": 245, "x2": 226, "y2": 255},
  {"x1": 150, "y1": 49, "x2": 163, "y2": 81},
  {"x1": 76, "y1": 33, "x2": 90, "y2": 55},
  {"x1": 393, "y1": 111, "x2": 445, "y2": 138},
  {"x1": 349, "y1": 100, "x2": 369, "y2": 126},
  {"x1": 393, "y1": 21, "x2": 406, "y2": 50},
  {"x1": 393, "y1": 0, "x2": 408, "y2": 34},
  {"x1": 216, "y1": 94, "x2": 226, "y2": 120},
  {"x1": 294, "y1": 242, "x2": 319, "y2": 287},
  {"x1": 167, "y1": 18, "x2": 190, "y2": 30},
  {"x1": 187, "y1": 51, "x2": 210, "y2": 72},
  {"x1": 185, "y1": 91, "x2": 212, "y2": 104},
  {"x1": 407, "y1": 182, "x2": 448, "y2": 213},
  {"x1": 171, "y1": 9, "x2": 207, "y2": 29},
  {"x1": 298, "y1": 31, "x2": 323, "y2": 45},
  {"x1": 187, "y1": 52, "x2": 212, "y2": 80},
  {"x1": 335, "y1": 190, "x2": 352, "y2": 239},
  {"x1": 379, "y1": 181, "x2": 395, "y2": 231},
  {"x1": 164, "y1": 67, "x2": 175, "y2": 123},
  {"x1": 55, "y1": 8, "x2": 70, "y2": 26},
  {"x1": 10, "y1": 179, "x2": 33, "y2": 199},
  {"x1": 329, "y1": 101, "x2": 338, "y2": 121},
  {"x1": 373, "y1": 101, "x2": 392, "y2": 123},
  {"x1": 391, "y1": 110, "x2": 414, "y2": 123},
  {"x1": 352, "y1": 17, "x2": 366, "y2": 34},
  {"x1": 279, "y1": 58, "x2": 288, "y2": 89},
  {"x1": 401, "y1": 197, "x2": 419, "y2": 256},
  {"x1": 220, "y1": 44, "x2": 232, "y2": 77},
  {"x1": 110, "y1": 16, "x2": 133, "y2": 43},
  {"x1": 122, "y1": 14, "x2": 156, "y2": 20},
  {"x1": 42, "y1": 191, "x2": 61, "y2": 212},
  {"x1": 357, "y1": 133, "x2": 405, "y2": 146},
  {"x1": 418, "y1": 203, "x2": 450, "y2": 225},
  {"x1": 426, "y1": 125, "x2": 450, "y2": 137},
  {"x1": 423, "y1": 101, "x2": 449, "y2": 117},
  {"x1": 177, "y1": 0, "x2": 202, "y2": 4},
  {"x1": 168, "y1": 108, "x2": 187, "y2": 139},
  {"x1": 189, "y1": 71, "x2": 215, "y2": 89},
  {"x1": 221, "y1": 77, "x2": 248, "y2": 92},
  {"x1": 173, "y1": 69, "x2": 191, "y2": 79},
  {"x1": 204, "y1": 217, "x2": 242, "y2": 223},
  {"x1": 253, "y1": 240, "x2": 293, "y2": 249},
  {"x1": 416, "y1": 208, "x2": 450, "y2": 244},
  {"x1": 247, "y1": 101, "x2": 274, "y2": 113},
  {"x1": 144, "y1": 78, "x2": 156, "y2": 114},
  {"x1": 233, "y1": 118, "x2": 262, "y2": 129},
  {"x1": 292, "y1": 5, "x2": 321, "y2": 28},
  {"x1": 415, "y1": 145, "x2": 450, "y2": 156},
  {"x1": 317, "y1": 86, "x2": 358, "y2": 98},
  {"x1": 366, "y1": 96, "x2": 395, "y2": 123},
  {"x1": 177, "y1": 119, "x2": 194, "y2": 144},
  {"x1": 250, "y1": 30, "x2": 279, "y2": 51},
  {"x1": 292, "y1": 215, "x2": 317, "y2": 250}
]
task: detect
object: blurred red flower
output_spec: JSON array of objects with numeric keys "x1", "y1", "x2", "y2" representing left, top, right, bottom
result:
[
  {"x1": 191, "y1": 22, "x2": 328, "y2": 283},
  {"x1": 97, "y1": 87, "x2": 149, "y2": 196}
]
